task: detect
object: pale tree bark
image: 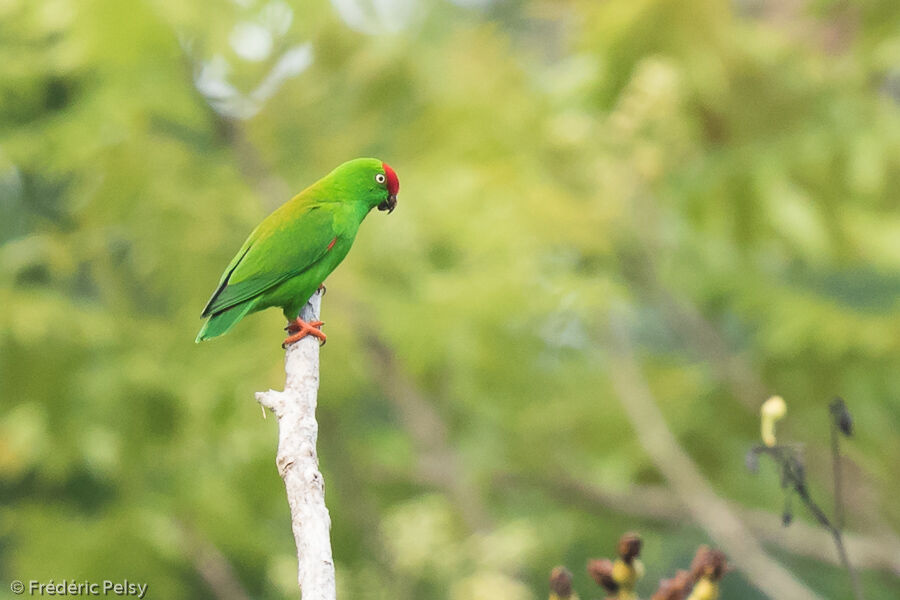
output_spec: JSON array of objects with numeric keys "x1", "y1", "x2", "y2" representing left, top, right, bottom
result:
[{"x1": 256, "y1": 290, "x2": 336, "y2": 600}]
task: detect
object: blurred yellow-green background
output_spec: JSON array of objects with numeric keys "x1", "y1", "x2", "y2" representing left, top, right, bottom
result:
[{"x1": 2, "y1": 0, "x2": 899, "y2": 598}]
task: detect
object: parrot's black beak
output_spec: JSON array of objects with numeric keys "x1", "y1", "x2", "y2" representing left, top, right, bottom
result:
[{"x1": 377, "y1": 194, "x2": 397, "y2": 214}]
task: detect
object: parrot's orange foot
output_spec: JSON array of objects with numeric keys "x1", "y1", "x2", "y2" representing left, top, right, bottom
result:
[
  {"x1": 317, "y1": 283, "x2": 327, "y2": 295},
  {"x1": 283, "y1": 318, "x2": 326, "y2": 348}
]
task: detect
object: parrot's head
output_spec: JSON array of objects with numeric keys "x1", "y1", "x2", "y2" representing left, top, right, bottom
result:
[
  {"x1": 375, "y1": 162, "x2": 399, "y2": 214},
  {"x1": 330, "y1": 158, "x2": 399, "y2": 214}
]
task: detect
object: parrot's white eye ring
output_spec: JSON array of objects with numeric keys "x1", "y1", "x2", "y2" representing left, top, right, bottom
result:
[{"x1": 375, "y1": 173, "x2": 386, "y2": 184}]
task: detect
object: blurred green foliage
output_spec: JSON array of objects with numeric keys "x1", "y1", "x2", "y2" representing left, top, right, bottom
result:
[{"x1": 1, "y1": 0, "x2": 899, "y2": 598}]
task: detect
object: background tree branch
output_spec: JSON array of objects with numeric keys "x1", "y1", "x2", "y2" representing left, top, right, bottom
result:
[{"x1": 496, "y1": 472, "x2": 900, "y2": 577}]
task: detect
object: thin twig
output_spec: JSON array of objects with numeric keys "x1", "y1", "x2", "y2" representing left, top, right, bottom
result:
[
  {"x1": 798, "y1": 482, "x2": 863, "y2": 600},
  {"x1": 828, "y1": 399, "x2": 864, "y2": 600},
  {"x1": 830, "y1": 400, "x2": 847, "y2": 531},
  {"x1": 751, "y1": 443, "x2": 864, "y2": 600},
  {"x1": 831, "y1": 422, "x2": 844, "y2": 526}
]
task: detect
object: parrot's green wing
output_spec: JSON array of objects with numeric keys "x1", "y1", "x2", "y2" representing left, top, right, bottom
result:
[{"x1": 201, "y1": 203, "x2": 337, "y2": 317}]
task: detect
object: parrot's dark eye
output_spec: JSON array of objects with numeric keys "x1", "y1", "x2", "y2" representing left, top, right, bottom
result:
[{"x1": 375, "y1": 173, "x2": 386, "y2": 184}]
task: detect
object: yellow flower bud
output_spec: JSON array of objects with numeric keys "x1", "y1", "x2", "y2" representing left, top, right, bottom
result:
[
  {"x1": 633, "y1": 559, "x2": 645, "y2": 581},
  {"x1": 687, "y1": 577, "x2": 719, "y2": 600},
  {"x1": 611, "y1": 558, "x2": 644, "y2": 591},
  {"x1": 549, "y1": 566, "x2": 577, "y2": 600},
  {"x1": 760, "y1": 395, "x2": 787, "y2": 447}
]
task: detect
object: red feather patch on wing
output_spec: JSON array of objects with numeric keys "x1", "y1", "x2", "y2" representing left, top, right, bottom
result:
[
  {"x1": 327, "y1": 237, "x2": 337, "y2": 251},
  {"x1": 382, "y1": 163, "x2": 399, "y2": 196}
]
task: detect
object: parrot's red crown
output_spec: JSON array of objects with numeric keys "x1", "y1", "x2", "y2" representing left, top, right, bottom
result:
[{"x1": 382, "y1": 163, "x2": 399, "y2": 197}]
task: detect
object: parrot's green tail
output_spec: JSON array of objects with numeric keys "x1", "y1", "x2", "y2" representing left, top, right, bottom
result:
[{"x1": 195, "y1": 302, "x2": 254, "y2": 342}]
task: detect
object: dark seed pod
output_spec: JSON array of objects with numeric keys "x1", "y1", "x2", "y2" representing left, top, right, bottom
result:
[
  {"x1": 588, "y1": 558, "x2": 619, "y2": 593},
  {"x1": 830, "y1": 397, "x2": 853, "y2": 437},
  {"x1": 550, "y1": 566, "x2": 573, "y2": 598},
  {"x1": 690, "y1": 546, "x2": 728, "y2": 582},
  {"x1": 651, "y1": 570, "x2": 691, "y2": 600},
  {"x1": 617, "y1": 532, "x2": 642, "y2": 563}
]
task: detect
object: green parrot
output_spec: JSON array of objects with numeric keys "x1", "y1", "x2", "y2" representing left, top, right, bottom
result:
[{"x1": 196, "y1": 157, "x2": 399, "y2": 346}]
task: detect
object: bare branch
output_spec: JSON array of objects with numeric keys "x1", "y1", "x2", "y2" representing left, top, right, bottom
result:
[{"x1": 256, "y1": 290, "x2": 335, "y2": 600}]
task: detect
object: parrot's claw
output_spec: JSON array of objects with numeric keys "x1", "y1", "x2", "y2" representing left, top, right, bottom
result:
[
  {"x1": 317, "y1": 283, "x2": 327, "y2": 295},
  {"x1": 283, "y1": 318, "x2": 326, "y2": 348}
]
